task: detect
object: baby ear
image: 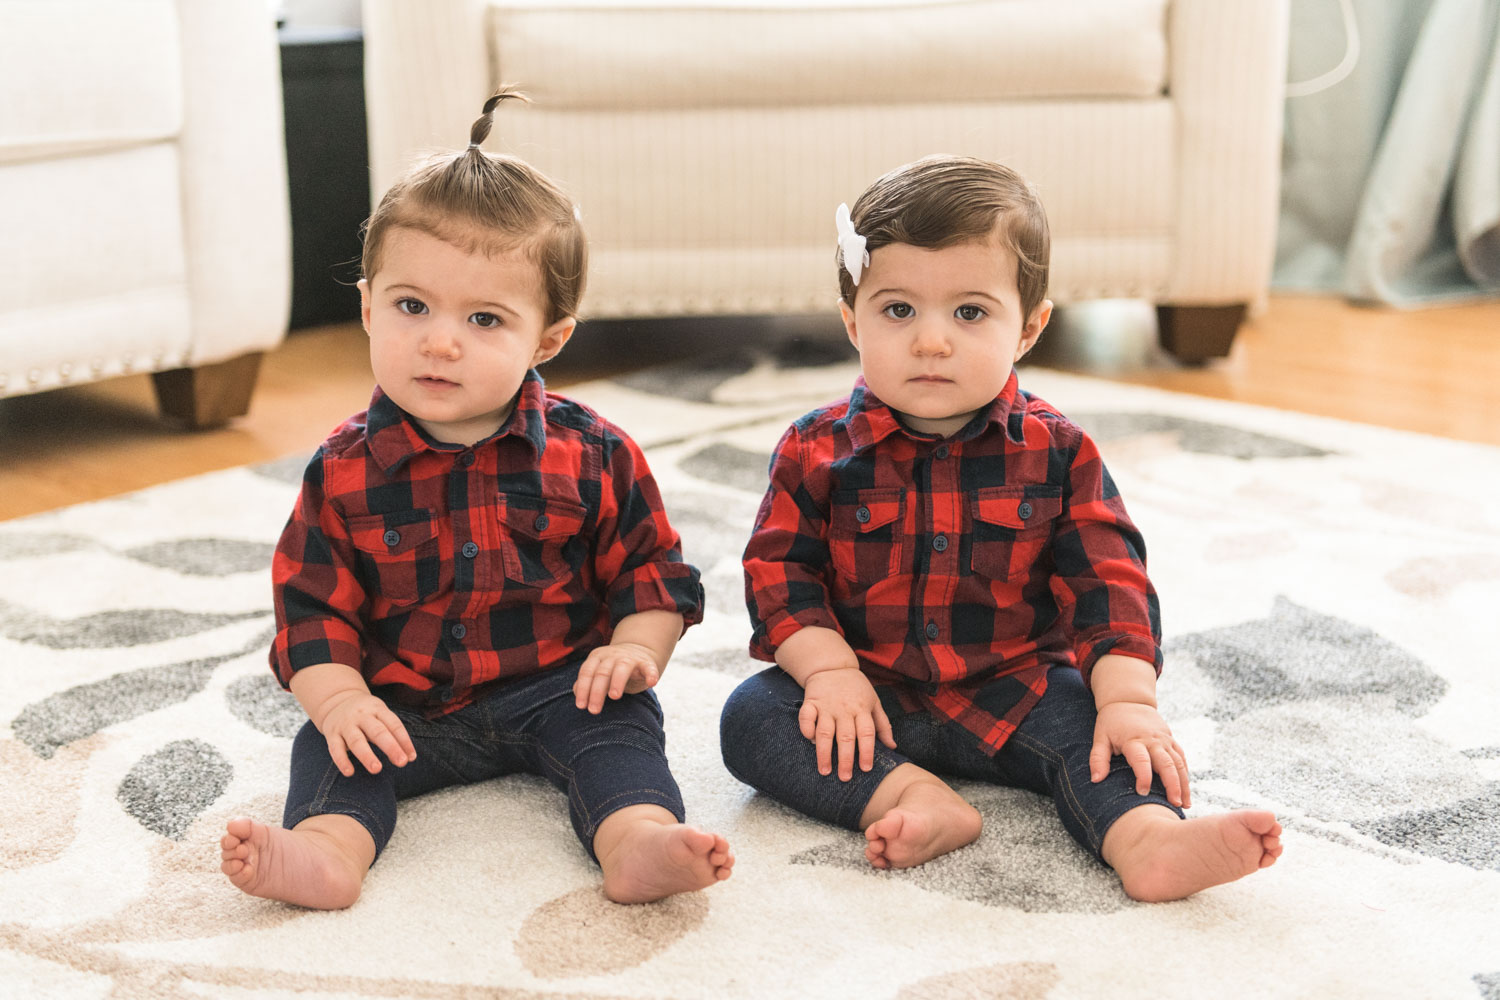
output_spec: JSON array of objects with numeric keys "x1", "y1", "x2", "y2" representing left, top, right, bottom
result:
[
  {"x1": 1015, "y1": 299, "x2": 1052, "y2": 361},
  {"x1": 533, "y1": 317, "x2": 576, "y2": 365},
  {"x1": 838, "y1": 299, "x2": 860, "y2": 350},
  {"x1": 358, "y1": 279, "x2": 372, "y2": 335}
]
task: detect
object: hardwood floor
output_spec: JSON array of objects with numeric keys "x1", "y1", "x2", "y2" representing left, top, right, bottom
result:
[{"x1": 2, "y1": 294, "x2": 1497, "y2": 522}]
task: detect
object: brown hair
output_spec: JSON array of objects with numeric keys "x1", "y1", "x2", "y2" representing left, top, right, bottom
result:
[
  {"x1": 361, "y1": 88, "x2": 587, "y2": 325},
  {"x1": 838, "y1": 155, "x2": 1050, "y2": 321}
]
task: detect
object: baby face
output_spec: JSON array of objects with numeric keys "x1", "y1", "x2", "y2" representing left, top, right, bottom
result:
[
  {"x1": 360, "y1": 227, "x2": 573, "y2": 446},
  {"x1": 840, "y1": 239, "x2": 1050, "y2": 438}
]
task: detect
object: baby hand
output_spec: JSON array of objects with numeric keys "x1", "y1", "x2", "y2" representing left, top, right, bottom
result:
[
  {"x1": 574, "y1": 642, "x2": 661, "y2": 714},
  {"x1": 1090, "y1": 701, "x2": 1191, "y2": 808},
  {"x1": 800, "y1": 668, "x2": 897, "y2": 782},
  {"x1": 317, "y1": 691, "x2": 416, "y2": 778}
]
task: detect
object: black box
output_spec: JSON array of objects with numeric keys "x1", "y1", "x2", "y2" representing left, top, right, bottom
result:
[{"x1": 279, "y1": 26, "x2": 370, "y2": 329}]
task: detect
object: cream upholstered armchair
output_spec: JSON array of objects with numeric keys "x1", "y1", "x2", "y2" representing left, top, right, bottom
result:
[
  {"x1": 0, "y1": 0, "x2": 290, "y2": 427},
  {"x1": 363, "y1": 0, "x2": 1289, "y2": 361}
]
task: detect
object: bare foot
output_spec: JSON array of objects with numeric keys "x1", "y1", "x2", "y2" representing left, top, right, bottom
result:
[
  {"x1": 219, "y1": 816, "x2": 373, "y2": 910},
  {"x1": 1104, "y1": 806, "x2": 1283, "y2": 902},
  {"x1": 598, "y1": 821, "x2": 734, "y2": 904},
  {"x1": 864, "y1": 783, "x2": 982, "y2": 869}
]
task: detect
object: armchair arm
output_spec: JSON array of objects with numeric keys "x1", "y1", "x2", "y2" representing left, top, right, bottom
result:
[
  {"x1": 1166, "y1": 0, "x2": 1291, "y2": 305},
  {"x1": 174, "y1": 0, "x2": 291, "y2": 365}
]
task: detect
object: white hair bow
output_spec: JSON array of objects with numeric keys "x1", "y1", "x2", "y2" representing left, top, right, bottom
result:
[{"x1": 835, "y1": 203, "x2": 869, "y2": 286}]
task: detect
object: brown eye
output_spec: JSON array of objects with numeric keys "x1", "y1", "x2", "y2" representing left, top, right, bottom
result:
[
  {"x1": 882, "y1": 302, "x2": 914, "y2": 320},
  {"x1": 956, "y1": 304, "x2": 985, "y2": 321}
]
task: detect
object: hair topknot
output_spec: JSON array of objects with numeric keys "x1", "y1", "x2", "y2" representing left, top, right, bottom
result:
[
  {"x1": 468, "y1": 86, "x2": 530, "y2": 150},
  {"x1": 360, "y1": 85, "x2": 587, "y2": 324}
]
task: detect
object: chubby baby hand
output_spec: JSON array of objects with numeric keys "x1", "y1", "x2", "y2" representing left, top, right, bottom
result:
[
  {"x1": 1090, "y1": 701, "x2": 1191, "y2": 808},
  {"x1": 574, "y1": 642, "x2": 661, "y2": 714},
  {"x1": 316, "y1": 691, "x2": 416, "y2": 778}
]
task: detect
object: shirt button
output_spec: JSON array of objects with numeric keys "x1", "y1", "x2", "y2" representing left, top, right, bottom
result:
[
  {"x1": 1018, "y1": 502, "x2": 1034, "y2": 520},
  {"x1": 437, "y1": 686, "x2": 454, "y2": 702},
  {"x1": 534, "y1": 514, "x2": 550, "y2": 532},
  {"x1": 382, "y1": 529, "x2": 401, "y2": 547},
  {"x1": 855, "y1": 506, "x2": 871, "y2": 524},
  {"x1": 932, "y1": 534, "x2": 948, "y2": 552},
  {"x1": 449, "y1": 622, "x2": 467, "y2": 640},
  {"x1": 459, "y1": 452, "x2": 475, "y2": 468},
  {"x1": 461, "y1": 541, "x2": 479, "y2": 558},
  {"x1": 934, "y1": 445, "x2": 949, "y2": 460},
  {"x1": 925, "y1": 621, "x2": 939, "y2": 640}
]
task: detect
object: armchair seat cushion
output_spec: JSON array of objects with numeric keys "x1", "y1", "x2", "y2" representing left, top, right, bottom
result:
[
  {"x1": 491, "y1": 0, "x2": 1169, "y2": 111},
  {"x1": 0, "y1": 0, "x2": 182, "y2": 163}
]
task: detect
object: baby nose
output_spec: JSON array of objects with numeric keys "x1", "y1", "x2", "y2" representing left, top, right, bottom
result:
[
  {"x1": 421, "y1": 324, "x2": 461, "y2": 358},
  {"x1": 912, "y1": 321, "x2": 951, "y2": 355}
]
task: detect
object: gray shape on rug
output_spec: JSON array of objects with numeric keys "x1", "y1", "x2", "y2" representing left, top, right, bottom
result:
[
  {"x1": 1165, "y1": 596, "x2": 1446, "y2": 722},
  {"x1": 0, "y1": 599, "x2": 267, "y2": 650},
  {"x1": 1353, "y1": 785, "x2": 1500, "y2": 872},
  {"x1": 0, "y1": 531, "x2": 95, "y2": 560},
  {"x1": 671, "y1": 646, "x2": 760, "y2": 679},
  {"x1": 680, "y1": 442, "x2": 772, "y2": 496},
  {"x1": 225, "y1": 674, "x2": 306, "y2": 739},
  {"x1": 614, "y1": 337, "x2": 851, "y2": 404},
  {"x1": 11, "y1": 629, "x2": 274, "y2": 758},
  {"x1": 115, "y1": 739, "x2": 231, "y2": 840},
  {"x1": 1069, "y1": 411, "x2": 1333, "y2": 460},
  {"x1": 768, "y1": 335, "x2": 856, "y2": 369},
  {"x1": 657, "y1": 487, "x2": 760, "y2": 569},
  {"x1": 615, "y1": 352, "x2": 758, "y2": 404},
  {"x1": 122, "y1": 538, "x2": 276, "y2": 576},
  {"x1": 251, "y1": 452, "x2": 312, "y2": 484},
  {"x1": 1476, "y1": 972, "x2": 1500, "y2": 1000},
  {"x1": 790, "y1": 784, "x2": 1130, "y2": 914},
  {"x1": 1213, "y1": 702, "x2": 1487, "y2": 824}
]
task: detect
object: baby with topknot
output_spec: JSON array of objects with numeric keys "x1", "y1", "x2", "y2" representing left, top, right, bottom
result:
[{"x1": 221, "y1": 90, "x2": 732, "y2": 907}]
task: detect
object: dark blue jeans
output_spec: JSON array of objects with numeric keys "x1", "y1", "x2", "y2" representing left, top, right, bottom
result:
[
  {"x1": 283, "y1": 663, "x2": 685, "y2": 864},
  {"x1": 719, "y1": 666, "x2": 1181, "y2": 863}
]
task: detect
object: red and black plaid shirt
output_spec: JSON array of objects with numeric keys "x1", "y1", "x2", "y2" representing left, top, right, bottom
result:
[
  {"x1": 743, "y1": 371, "x2": 1160, "y2": 754},
  {"x1": 272, "y1": 370, "x2": 704, "y2": 716}
]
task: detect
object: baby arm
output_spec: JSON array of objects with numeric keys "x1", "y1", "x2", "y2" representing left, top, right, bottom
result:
[
  {"x1": 776, "y1": 626, "x2": 896, "y2": 781},
  {"x1": 574, "y1": 609, "x2": 686, "y2": 714},
  {"x1": 290, "y1": 663, "x2": 416, "y2": 777},
  {"x1": 1088, "y1": 653, "x2": 1190, "y2": 808}
]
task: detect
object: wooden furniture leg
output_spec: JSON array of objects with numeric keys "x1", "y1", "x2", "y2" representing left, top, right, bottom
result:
[
  {"x1": 1156, "y1": 304, "x2": 1246, "y2": 363},
  {"x1": 151, "y1": 352, "x2": 265, "y2": 429}
]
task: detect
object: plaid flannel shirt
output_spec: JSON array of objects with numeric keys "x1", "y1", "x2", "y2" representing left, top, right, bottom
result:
[
  {"x1": 743, "y1": 371, "x2": 1160, "y2": 754},
  {"x1": 272, "y1": 370, "x2": 704, "y2": 716}
]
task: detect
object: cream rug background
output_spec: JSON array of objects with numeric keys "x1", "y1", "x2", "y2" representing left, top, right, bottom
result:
[{"x1": 2, "y1": 346, "x2": 1499, "y2": 999}]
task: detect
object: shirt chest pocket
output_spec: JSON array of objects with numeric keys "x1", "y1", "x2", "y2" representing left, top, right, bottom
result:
[
  {"x1": 498, "y1": 494, "x2": 590, "y2": 588},
  {"x1": 828, "y1": 488, "x2": 906, "y2": 583},
  {"x1": 968, "y1": 486, "x2": 1063, "y2": 583},
  {"x1": 347, "y1": 513, "x2": 441, "y2": 606}
]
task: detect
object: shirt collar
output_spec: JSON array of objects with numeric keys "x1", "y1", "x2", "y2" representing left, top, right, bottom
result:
[
  {"x1": 840, "y1": 369, "x2": 1026, "y2": 451},
  {"x1": 365, "y1": 368, "x2": 550, "y2": 474}
]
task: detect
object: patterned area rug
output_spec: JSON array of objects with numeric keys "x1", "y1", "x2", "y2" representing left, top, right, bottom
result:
[{"x1": 3, "y1": 347, "x2": 1499, "y2": 999}]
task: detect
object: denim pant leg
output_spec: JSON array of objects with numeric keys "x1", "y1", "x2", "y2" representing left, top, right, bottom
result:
[
  {"x1": 720, "y1": 665, "x2": 1183, "y2": 865},
  {"x1": 281, "y1": 701, "x2": 528, "y2": 863},
  {"x1": 974, "y1": 666, "x2": 1185, "y2": 863},
  {"x1": 719, "y1": 666, "x2": 908, "y2": 830},
  {"x1": 484, "y1": 664, "x2": 686, "y2": 863}
]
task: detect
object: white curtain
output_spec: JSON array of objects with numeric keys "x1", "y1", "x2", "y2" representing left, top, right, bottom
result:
[{"x1": 1274, "y1": 0, "x2": 1500, "y2": 305}]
